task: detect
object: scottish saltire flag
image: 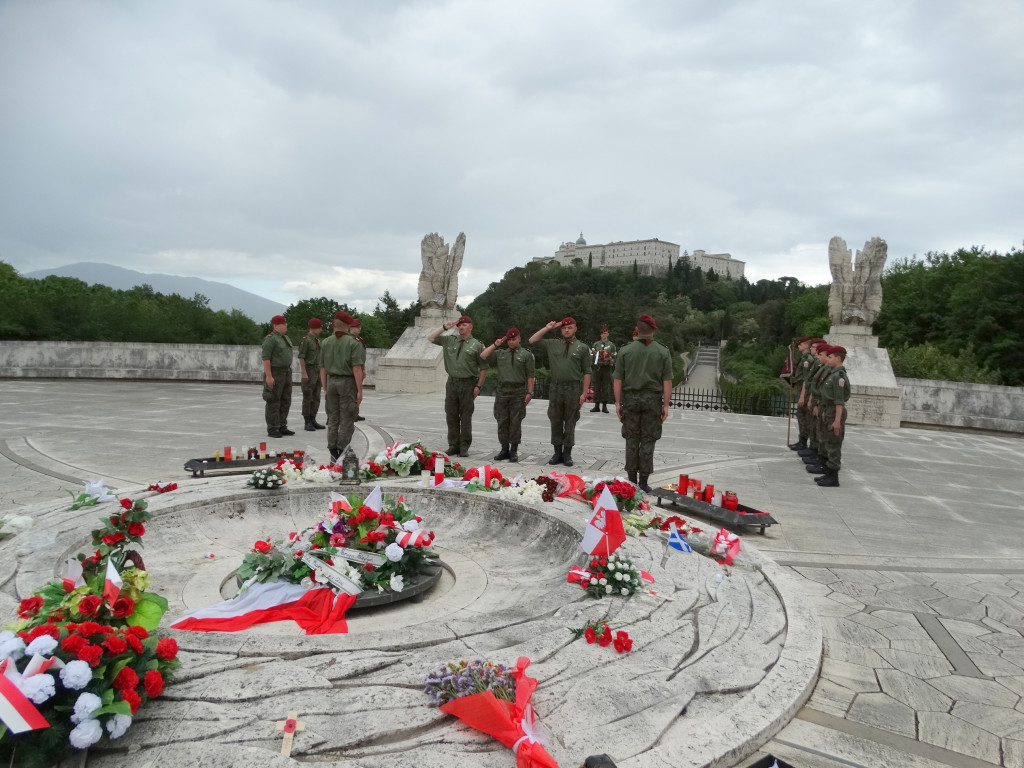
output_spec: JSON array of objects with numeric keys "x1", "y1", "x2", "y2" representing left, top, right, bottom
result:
[{"x1": 667, "y1": 523, "x2": 692, "y2": 553}]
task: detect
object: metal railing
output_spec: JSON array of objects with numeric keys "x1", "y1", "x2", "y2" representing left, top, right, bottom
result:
[{"x1": 669, "y1": 385, "x2": 795, "y2": 417}]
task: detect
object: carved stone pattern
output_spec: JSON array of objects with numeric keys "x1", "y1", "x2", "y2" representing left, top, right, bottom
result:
[
  {"x1": 828, "y1": 236, "x2": 888, "y2": 327},
  {"x1": 417, "y1": 232, "x2": 465, "y2": 310}
]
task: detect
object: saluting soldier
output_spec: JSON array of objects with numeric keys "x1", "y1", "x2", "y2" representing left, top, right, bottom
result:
[
  {"x1": 590, "y1": 327, "x2": 617, "y2": 413},
  {"x1": 349, "y1": 316, "x2": 368, "y2": 422},
  {"x1": 319, "y1": 310, "x2": 365, "y2": 464},
  {"x1": 788, "y1": 336, "x2": 815, "y2": 450},
  {"x1": 529, "y1": 317, "x2": 592, "y2": 467},
  {"x1": 480, "y1": 327, "x2": 536, "y2": 463},
  {"x1": 613, "y1": 313, "x2": 672, "y2": 492},
  {"x1": 426, "y1": 315, "x2": 486, "y2": 457},
  {"x1": 815, "y1": 345, "x2": 851, "y2": 487},
  {"x1": 262, "y1": 314, "x2": 295, "y2": 438},
  {"x1": 298, "y1": 318, "x2": 326, "y2": 432}
]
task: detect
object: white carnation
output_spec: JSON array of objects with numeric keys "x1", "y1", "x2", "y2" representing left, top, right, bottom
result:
[
  {"x1": 402, "y1": 519, "x2": 420, "y2": 532},
  {"x1": 71, "y1": 691, "x2": 103, "y2": 724},
  {"x1": 389, "y1": 573, "x2": 405, "y2": 592},
  {"x1": 599, "y1": 578, "x2": 607, "y2": 586},
  {"x1": 69, "y1": 718, "x2": 103, "y2": 749},
  {"x1": 605, "y1": 585, "x2": 612, "y2": 593},
  {"x1": 106, "y1": 713, "x2": 132, "y2": 739},
  {"x1": 26, "y1": 634, "x2": 59, "y2": 656},
  {"x1": 620, "y1": 588, "x2": 629, "y2": 596},
  {"x1": 384, "y1": 543, "x2": 404, "y2": 562},
  {"x1": 21, "y1": 673, "x2": 56, "y2": 704},
  {"x1": 60, "y1": 660, "x2": 94, "y2": 690},
  {"x1": 0, "y1": 635, "x2": 25, "y2": 662}
]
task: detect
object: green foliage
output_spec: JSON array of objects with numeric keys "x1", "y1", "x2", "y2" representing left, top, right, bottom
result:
[
  {"x1": 889, "y1": 343, "x2": 1001, "y2": 384},
  {"x1": 786, "y1": 285, "x2": 830, "y2": 337}
]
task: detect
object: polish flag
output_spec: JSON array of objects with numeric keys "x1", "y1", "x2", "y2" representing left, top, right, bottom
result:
[
  {"x1": 0, "y1": 664, "x2": 50, "y2": 734},
  {"x1": 362, "y1": 485, "x2": 383, "y2": 513},
  {"x1": 330, "y1": 493, "x2": 352, "y2": 515},
  {"x1": 580, "y1": 485, "x2": 626, "y2": 557},
  {"x1": 434, "y1": 457, "x2": 445, "y2": 487},
  {"x1": 171, "y1": 582, "x2": 357, "y2": 635},
  {"x1": 103, "y1": 558, "x2": 122, "y2": 606}
]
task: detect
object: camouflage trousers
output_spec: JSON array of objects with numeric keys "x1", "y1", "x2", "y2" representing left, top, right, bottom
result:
[
  {"x1": 263, "y1": 366, "x2": 292, "y2": 431},
  {"x1": 547, "y1": 381, "x2": 583, "y2": 447},
  {"x1": 325, "y1": 375, "x2": 358, "y2": 454},
  {"x1": 445, "y1": 378, "x2": 477, "y2": 449},
  {"x1": 795, "y1": 401, "x2": 811, "y2": 441},
  {"x1": 301, "y1": 376, "x2": 321, "y2": 419},
  {"x1": 493, "y1": 384, "x2": 527, "y2": 444},
  {"x1": 592, "y1": 366, "x2": 614, "y2": 404},
  {"x1": 821, "y1": 405, "x2": 848, "y2": 471},
  {"x1": 620, "y1": 390, "x2": 664, "y2": 475}
]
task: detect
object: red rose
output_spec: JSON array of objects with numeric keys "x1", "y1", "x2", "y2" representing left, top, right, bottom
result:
[
  {"x1": 111, "y1": 597, "x2": 135, "y2": 618},
  {"x1": 18, "y1": 596, "x2": 44, "y2": 618},
  {"x1": 103, "y1": 635, "x2": 129, "y2": 656},
  {"x1": 122, "y1": 688, "x2": 141, "y2": 714},
  {"x1": 363, "y1": 564, "x2": 375, "y2": 572},
  {"x1": 143, "y1": 669, "x2": 164, "y2": 698},
  {"x1": 599, "y1": 558, "x2": 607, "y2": 566},
  {"x1": 127, "y1": 522, "x2": 146, "y2": 537},
  {"x1": 77, "y1": 596, "x2": 102, "y2": 617},
  {"x1": 78, "y1": 644, "x2": 104, "y2": 667},
  {"x1": 102, "y1": 532, "x2": 126, "y2": 546},
  {"x1": 114, "y1": 666, "x2": 139, "y2": 693},
  {"x1": 584, "y1": 627, "x2": 597, "y2": 644},
  {"x1": 120, "y1": 498, "x2": 133, "y2": 510},
  {"x1": 252, "y1": 540, "x2": 272, "y2": 553},
  {"x1": 155, "y1": 638, "x2": 178, "y2": 660},
  {"x1": 126, "y1": 626, "x2": 149, "y2": 639}
]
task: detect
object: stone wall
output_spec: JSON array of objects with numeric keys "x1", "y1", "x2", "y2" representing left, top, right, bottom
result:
[
  {"x1": 0, "y1": 341, "x2": 383, "y2": 386},
  {"x1": 898, "y1": 377, "x2": 1024, "y2": 434}
]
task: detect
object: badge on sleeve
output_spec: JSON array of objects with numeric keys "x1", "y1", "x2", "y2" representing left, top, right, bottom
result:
[{"x1": 839, "y1": 378, "x2": 845, "y2": 387}]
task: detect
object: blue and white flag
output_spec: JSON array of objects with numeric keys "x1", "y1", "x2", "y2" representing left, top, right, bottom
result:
[{"x1": 667, "y1": 523, "x2": 692, "y2": 553}]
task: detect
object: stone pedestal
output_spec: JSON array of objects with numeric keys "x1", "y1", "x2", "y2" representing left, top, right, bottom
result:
[
  {"x1": 825, "y1": 326, "x2": 900, "y2": 428},
  {"x1": 374, "y1": 308, "x2": 457, "y2": 395}
]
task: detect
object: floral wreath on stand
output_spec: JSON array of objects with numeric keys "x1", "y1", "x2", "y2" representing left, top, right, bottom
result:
[{"x1": 361, "y1": 442, "x2": 467, "y2": 481}]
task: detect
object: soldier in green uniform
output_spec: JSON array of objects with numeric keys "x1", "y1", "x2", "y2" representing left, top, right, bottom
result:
[
  {"x1": 529, "y1": 317, "x2": 592, "y2": 467},
  {"x1": 426, "y1": 315, "x2": 486, "y2": 457},
  {"x1": 800, "y1": 341, "x2": 831, "y2": 469},
  {"x1": 590, "y1": 327, "x2": 617, "y2": 413},
  {"x1": 613, "y1": 313, "x2": 672, "y2": 492},
  {"x1": 349, "y1": 316, "x2": 367, "y2": 422},
  {"x1": 298, "y1": 318, "x2": 325, "y2": 432},
  {"x1": 480, "y1": 327, "x2": 536, "y2": 463},
  {"x1": 788, "y1": 336, "x2": 816, "y2": 450},
  {"x1": 262, "y1": 314, "x2": 295, "y2": 438},
  {"x1": 815, "y1": 345, "x2": 851, "y2": 487},
  {"x1": 319, "y1": 310, "x2": 366, "y2": 463}
]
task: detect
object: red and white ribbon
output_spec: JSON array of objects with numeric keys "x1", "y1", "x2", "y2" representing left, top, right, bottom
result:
[{"x1": 394, "y1": 530, "x2": 433, "y2": 548}]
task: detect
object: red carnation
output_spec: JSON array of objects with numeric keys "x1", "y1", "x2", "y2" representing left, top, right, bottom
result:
[
  {"x1": 77, "y1": 596, "x2": 102, "y2": 617},
  {"x1": 155, "y1": 638, "x2": 178, "y2": 660},
  {"x1": 27, "y1": 625, "x2": 60, "y2": 641},
  {"x1": 584, "y1": 627, "x2": 597, "y2": 644},
  {"x1": 77, "y1": 621, "x2": 102, "y2": 637},
  {"x1": 122, "y1": 688, "x2": 142, "y2": 714},
  {"x1": 61, "y1": 635, "x2": 87, "y2": 654},
  {"x1": 127, "y1": 522, "x2": 146, "y2": 537},
  {"x1": 119, "y1": 498, "x2": 133, "y2": 510},
  {"x1": 17, "y1": 596, "x2": 44, "y2": 618},
  {"x1": 78, "y1": 644, "x2": 104, "y2": 667},
  {"x1": 126, "y1": 626, "x2": 149, "y2": 639},
  {"x1": 124, "y1": 633, "x2": 144, "y2": 654},
  {"x1": 103, "y1": 635, "x2": 129, "y2": 656},
  {"x1": 252, "y1": 540, "x2": 272, "y2": 554},
  {"x1": 111, "y1": 597, "x2": 135, "y2": 618},
  {"x1": 143, "y1": 669, "x2": 164, "y2": 698},
  {"x1": 113, "y1": 666, "x2": 139, "y2": 693}
]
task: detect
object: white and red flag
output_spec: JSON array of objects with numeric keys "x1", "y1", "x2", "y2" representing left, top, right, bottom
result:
[
  {"x1": 362, "y1": 485, "x2": 383, "y2": 513},
  {"x1": 0, "y1": 660, "x2": 51, "y2": 734},
  {"x1": 103, "y1": 558, "x2": 122, "y2": 606},
  {"x1": 580, "y1": 485, "x2": 626, "y2": 557}
]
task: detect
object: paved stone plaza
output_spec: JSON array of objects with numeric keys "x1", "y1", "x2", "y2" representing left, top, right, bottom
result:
[{"x1": 2, "y1": 380, "x2": 1024, "y2": 767}]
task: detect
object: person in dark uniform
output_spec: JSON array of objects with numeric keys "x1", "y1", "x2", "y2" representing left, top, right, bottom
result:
[
  {"x1": 262, "y1": 314, "x2": 294, "y2": 438},
  {"x1": 815, "y1": 345, "x2": 851, "y2": 487},
  {"x1": 298, "y1": 318, "x2": 325, "y2": 431},
  {"x1": 349, "y1": 316, "x2": 368, "y2": 422},
  {"x1": 480, "y1": 327, "x2": 536, "y2": 462},
  {"x1": 529, "y1": 317, "x2": 592, "y2": 467},
  {"x1": 426, "y1": 315, "x2": 486, "y2": 457},
  {"x1": 590, "y1": 327, "x2": 617, "y2": 413},
  {"x1": 788, "y1": 336, "x2": 815, "y2": 450},
  {"x1": 613, "y1": 313, "x2": 672, "y2": 492},
  {"x1": 319, "y1": 310, "x2": 365, "y2": 463},
  {"x1": 802, "y1": 341, "x2": 832, "y2": 472}
]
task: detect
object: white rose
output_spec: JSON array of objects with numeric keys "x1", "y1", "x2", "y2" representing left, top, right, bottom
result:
[
  {"x1": 599, "y1": 578, "x2": 607, "y2": 586},
  {"x1": 605, "y1": 585, "x2": 612, "y2": 593},
  {"x1": 621, "y1": 588, "x2": 629, "y2": 596},
  {"x1": 390, "y1": 573, "x2": 405, "y2": 592},
  {"x1": 385, "y1": 543, "x2": 404, "y2": 562}
]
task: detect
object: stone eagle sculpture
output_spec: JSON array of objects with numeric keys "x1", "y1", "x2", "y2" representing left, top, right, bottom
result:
[
  {"x1": 417, "y1": 232, "x2": 465, "y2": 310},
  {"x1": 828, "y1": 236, "x2": 887, "y2": 326}
]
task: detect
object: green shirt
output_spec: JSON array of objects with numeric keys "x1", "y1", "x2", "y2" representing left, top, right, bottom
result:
[
  {"x1": 591, "y1": 340, "x2": 617, "y2": 367},
  {"x1": 297, "y1": 334, "x2": 321, "y2": 366},
  {"x1": 539, "y1": 337, "x2": 593, "y2": 383},
  {"x1": 432, "y1": 333, "x2": 485, "y2": 379},
  {"x1": 319, "y1": 331, "x2": 365, "y2": 376},
  {"x1": 820, "y1": 365, "x2": 852, "y2": 406},
  {"x1": 795, "y1": 351, "x2": 815, "y2": 384},
  {"x1": 614, "y1": 339, "x2": 673, "y2": 393},
  {"x1": 489, "y1": 346, "x2": 536, "y2": 385},
  {"x1": 808, "y1": 360, "x2": 828, "y2": 400},
  {"x1": 261, "y1": 331, "x2": 293, "y2": 368}
]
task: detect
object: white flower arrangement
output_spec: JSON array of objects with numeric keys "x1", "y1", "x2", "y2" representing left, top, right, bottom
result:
[
  {"x1": 302, "y1": 465, "x2": 342, "y2": 483},
  {"x1": 277, "y1": 460, "x2": 304, "y2": 483},
  {"x1": 494, "y1": 480, "x2": 546, "y2": 505},
  {"x1": 246, "y1": 467, "x2": 285, "y2": 490}
]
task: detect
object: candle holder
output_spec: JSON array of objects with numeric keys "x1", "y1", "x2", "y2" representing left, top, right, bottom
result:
[{"x1": 340, "y1": 447, "x2": 361, "y2": 486}]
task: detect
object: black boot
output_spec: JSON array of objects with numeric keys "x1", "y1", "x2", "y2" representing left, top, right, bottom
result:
[
  {"x1": 509, "y1": 444, "x2": 519, "y2": 462},
  {"x1": 447, "y1": 445, "x2": 458, "y2": 456},
  {"x1": 602, "y1": 404, "x2": 609, "y2": 413},
  {"x1": 798, "y1": 447, "x2": 816, "y2": 457},
  {"x1": 816, "y1": 469, "x2": 840, "y2": 487},
  {"x1": 638, "y1": 474, "x2": 652, "y2": 493},
  {"x1": 548, "y1": 445, "x2": 563, "y2": 465},
  {"x1": 458, "y1": 445, "x2": 470, "y2": 458},
  {"x1": 304, "y1": 416, "x2": 316, "y2": 432},
  {"x1": 788, "y1": 438, "x2": 807, "y2": 450},
  {"x1": 627, "y1": 470, "x2": 638, "y2": 483},
  {"x1": 280, "y1": 426, "x2": 296, "y2": 436},
  {"x1": 590, "y1": 404, "x2": 601, "y2": 413},
  {"x1": 312, "y1": 418, "x2": 326, "y2": 429},
  {"x1": 329, "y1": 447, "x2": 340, "y2": 464},
  {"x1": 562, "y1": 448, "x2": 574, "y2": 467},
  {"x1": 355, "y1": 414, "x2": 366, "y2": 422},
  {"x1": 493, "y1": 444, "x2": 511, "y2": 461},
  {"x1": 806, "y1": 463, "x2": 827, "y2": 474},
  {"x1": 802, "y1": 454, "x2": 820, "y2": 464}
]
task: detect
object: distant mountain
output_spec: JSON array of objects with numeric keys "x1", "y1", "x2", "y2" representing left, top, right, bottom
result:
[{"x1": 24, "y1": 262, "x2": 286, "y2": 321}]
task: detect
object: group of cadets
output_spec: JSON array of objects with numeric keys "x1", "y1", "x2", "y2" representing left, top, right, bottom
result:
[{"x1": 789, "y1": 336, "x2": 852, "y2": 488}]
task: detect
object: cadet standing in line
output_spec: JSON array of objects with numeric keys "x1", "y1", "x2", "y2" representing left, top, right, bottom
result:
[
  {"x1": 787, "y1": 336, "x2": 815, "y2": 450},
  {"x1": 319, "y1": 310, "x2": 365, "y2": 464},
  {"x1": 529, "y1": 317, "x2": 592, "y2": 467},
  {"x1": 262, "y1": 314, "x2": 295, "y2": 438},
  {"x1": 802, "y1": 342, "x2": 833, "y2": 474},
  {"x1": 426, "y1": 316, "x2": 486, "y2": 457},
  {"x1": 590, "y1": 327, "x2": 617, "y2": 413},
  {"x1": 815, "y1": 345, "x2": 851, "y2": 487},
  {"x1": 480, "y1": 328, "x2": 536, "y2": 463},
  {"x1": 798, "y1": 339, "x2": 828, "y2": 466},
  {"x1": 349, "y1": 316, "x2": 367, "y2": 422},
  {"x1": 298, "y1": 318, "x2": 326, "y2": 432},
  {"x1": 613, "y1": 313, "x2": 673, "y2": 492}
]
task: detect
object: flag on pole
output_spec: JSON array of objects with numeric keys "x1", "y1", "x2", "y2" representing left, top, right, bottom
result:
[
  {"x1": 362, "y1": 485, "x2": 383, "y2": 513},
  {"x1": 580, "y1": 486, "x2": 626, "y2": 557},
  {"x1": 103, "y1": 558, "x2": 122, "y2": 606},
  {"x1": 667, "y1": 523, "x2": 693, "y2": 552},
  {"x1": 779, "y1": 343, "x2": 795, "y2": 379}
]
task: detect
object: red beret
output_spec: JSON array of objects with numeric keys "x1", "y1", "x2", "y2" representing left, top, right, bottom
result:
[
  {"x1": 817, "y1": 344, "x2": 833, "y2": 354},
  {"x1": 797, "y1": 335, "x2": 814, "y2": 343},
  {"x1": 638, "y1": 313, "x2": 657, "y2": 329},
  {"x1": 334, "y1": 310, "x2": 355, "y2": 325},
  {"x1": 560, "y1": 317, "x2": 576, "y2": 327},
  {"x1": 308, "y1": 318, "x2": 322, "y2": 329},
  {"x1": 810, "y1": 338, "x2": 826, "y2": 346},
  {"x1": 600, "y1": 326, "x2": 609, "y2": 333},
  {"x1": 506, "y1": 328, "x2": 520, "y2": 339},
  {"x1": 829, "y1": 345, "x2": 848, "y2": 357},
  {"x1": 349, "y1": 316, "x2": 362, "y2": 327},
  {"x1": 271, "y1": 315, "x2": 287, "y2": 325},
  {"x1": 456, "y1": 315, "x2": 472, "y2": 326}
]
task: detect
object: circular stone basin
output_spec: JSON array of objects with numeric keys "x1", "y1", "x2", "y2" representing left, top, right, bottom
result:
[{"x1": 19, "y1": 478, "x2": 821, "y2": 768}]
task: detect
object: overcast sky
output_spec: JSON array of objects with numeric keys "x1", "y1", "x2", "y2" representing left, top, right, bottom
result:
[{"x1": 1, "y1": 0, "x2": 1021, "y2": 312}]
